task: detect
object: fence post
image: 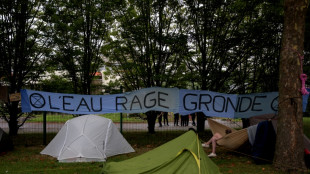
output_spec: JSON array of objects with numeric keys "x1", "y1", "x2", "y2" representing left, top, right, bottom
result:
[
  {"x1": 43, "y1": 111, "x2": 47, "y2": 145},
  {"x1": 120, "y1": 86, "x2": 123, "y2": 134}
]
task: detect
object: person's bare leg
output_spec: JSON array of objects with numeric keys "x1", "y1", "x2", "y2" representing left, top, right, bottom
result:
[
  {"x1": 207, "y1": 138, "x2": 217, "y2": 157},
  {"x1": 205, "y1": 138, "x2": 212, "y2": 145},
  {"x1": 211, "y1": 138, "x2": 216, "y2": 154}
]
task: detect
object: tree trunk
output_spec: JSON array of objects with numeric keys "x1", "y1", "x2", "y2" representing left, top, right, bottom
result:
[
  {"x1": 197, "y1": 51, "x2": 207, "y2": 132},
  {"x1": 8, "y1": 116, "x2": 18, "y2": 136},
  {"x1": 8, "y1": 101, "x2": 19, "y2": 135},
  {"x1": 241, "y1": 118, "x2": 250, "y2": 129},
  {"x1": 146, "y1": 111, "x2": 157, "y2": 134},
  {"x1": 274, "y1": 0, "x2": 308, "y2": 172},
  {"x1": 196, "y1": 112, "x2": 206, "y2": 132}
]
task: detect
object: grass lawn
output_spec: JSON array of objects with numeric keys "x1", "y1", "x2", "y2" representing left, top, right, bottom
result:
[
  {"x1": 304, "y1": 117, "x2": 310, "y2": 137},
  {"x1": 0, "y1": 131, "x2": 292, "y2": 174},
  {"x1": 1, "y1": 117, "x2": 310, "y2": 173}
]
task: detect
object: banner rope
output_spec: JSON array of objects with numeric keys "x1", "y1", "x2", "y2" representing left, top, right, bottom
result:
[{"x1": 286, "y1": 47, "x2": 308, "y2": 95}]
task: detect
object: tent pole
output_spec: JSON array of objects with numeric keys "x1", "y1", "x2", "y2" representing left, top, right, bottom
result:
[
  {"x1": 43, "y1": 111, "x2": 47, "y2": 145},
  {"x1": 120, "y1": 86, "x2": 123, "y2": 134}
]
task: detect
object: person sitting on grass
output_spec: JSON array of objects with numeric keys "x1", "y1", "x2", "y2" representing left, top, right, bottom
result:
[{"x1": 202, "y1": 129, "x2": 232, "y2": 157}]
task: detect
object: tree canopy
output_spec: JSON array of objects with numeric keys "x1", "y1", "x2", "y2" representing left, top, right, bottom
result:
[
  {"x1": 0, "y1": 1, "x2": 309, "y2": 171},
  {"x1": 0, "y1": 0, "x2": 52, "y2": 135}
]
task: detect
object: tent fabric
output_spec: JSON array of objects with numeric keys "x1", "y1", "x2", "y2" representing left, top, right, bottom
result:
[
  {"x1": 102, "y1": 130, "x2": 220, "y2": 174},
  {"x1": 250, "y1": 114, "x2": 310, "y2": 150},
  {"x1": 0, "y1": 128, "x2": 13, "y2": 155},
  {"x1": 251, "y1": 121, "x2": 276, "y2": 164},
  {"x1": 249, "y1": 114, "x2": 277, "y2": 133},
  {"x1": 207, "y1": 118, "x2": 248, "y2": 150},
  {"x1": 247, "y1": 124, "x2": 258, "y2": 146},
  {"x1": 41, "y1": 115, "x2": 134, "y2": 162}
]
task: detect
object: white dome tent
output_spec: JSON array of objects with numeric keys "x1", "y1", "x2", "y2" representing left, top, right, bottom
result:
[{"x1": 40, "y1": 115, "x2": 135, "y2": 162}]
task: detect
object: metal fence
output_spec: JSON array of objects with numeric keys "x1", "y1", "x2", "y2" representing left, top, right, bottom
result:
[{"x1": 0, "y1": 112, "x2": 243, "y2": 135}]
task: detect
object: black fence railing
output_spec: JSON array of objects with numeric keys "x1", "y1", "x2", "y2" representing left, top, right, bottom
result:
[{"x1": 0, "y1": 112, "x2": 243, "y2": 135}]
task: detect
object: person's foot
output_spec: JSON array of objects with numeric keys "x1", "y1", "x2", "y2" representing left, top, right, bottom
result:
[
  {"x1": 208, "y1": 153, "x2": 217, "y2": 157},
  {"x1": 202, "y1": 143, "x2": 209, "y2": 148}
]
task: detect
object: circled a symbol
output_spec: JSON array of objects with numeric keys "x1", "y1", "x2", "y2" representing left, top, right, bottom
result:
[{"x1": 30, "y1": 93, "x2": 46, "y2": 108}]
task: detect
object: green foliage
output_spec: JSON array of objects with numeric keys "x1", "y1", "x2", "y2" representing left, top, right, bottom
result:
[
  {"x1": 99, "y1": 0, "x2": 285, "y2": 93},
  {"x1": 103, "y1": 0, "x2": 189, "y2": 91},
  {"x1": 0, "y1": 0, "x2": 52, "y2": 90},
  {"x1": 0, "y1": 0, "x2": 53, "y2": 135},
  {"x1": 0, "y1": 0, "x2": 284, "y2": 95},
  {"x1": 43, "y1": 0, "x2": 125, "y2": 94},
  {"x1": 0, "y1": 0, "x2": 298, "y2": 137},
  {"x1": 39, "y1": 75, "x2": 74, "y2": 93},
  {"x1": 304, "y1": 117, "x2": 310, "y2": 137},
  {"x1": 183, "y1": 0, "x2": 282, "y2": 93}
]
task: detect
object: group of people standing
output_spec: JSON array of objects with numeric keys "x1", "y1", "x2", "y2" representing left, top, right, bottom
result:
[
  {"x1": 157, "y1": 112, "x2": 169, "y2": 127},
  {"x1": 158, "y1": 112, "x2": 196, "y2": 127}
]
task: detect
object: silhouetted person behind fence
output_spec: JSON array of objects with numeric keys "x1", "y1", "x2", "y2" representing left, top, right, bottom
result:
[
  {"x1": 181, "y1": 115, "x2": 186, "y2": 126},
  {"x1": 163, "y1": 112, "x2": 169, "y2": 126},
  {"x1": 158, "y1": 112, "x2": 163, "y2": 127},
  {"x1": 191, "y1": 113, "x2": 196, "y2": 126},
  {"x1": 185, "y1": 114, "x2": 189, "y2": 126},
  {"x1": 174, "y1": 113, "x2": 179, "y2": 126}
]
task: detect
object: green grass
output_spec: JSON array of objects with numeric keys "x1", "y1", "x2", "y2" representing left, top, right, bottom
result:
[
  {"x1": 1, "y1": 117, "x2": 310, "y2": 173},
  {"x1": 0, "y1": 131, "x2": 292, "y2": 174},
  {"x1": 0, "y1": 146, "x2": 102, "y2": 174},
  {"x1": 304, "y1": 117, "x2": 310, "y2": 137}
]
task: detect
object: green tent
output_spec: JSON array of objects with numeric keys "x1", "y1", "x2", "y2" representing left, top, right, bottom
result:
[{"x1": 102, "y1": 130, "x2": 220, "y2": 174}]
